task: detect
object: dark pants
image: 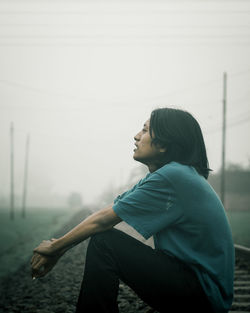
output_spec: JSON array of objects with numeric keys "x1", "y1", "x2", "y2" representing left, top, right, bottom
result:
[{"x1": 75, "y1": 228, "x2": 213, "y2": 313}]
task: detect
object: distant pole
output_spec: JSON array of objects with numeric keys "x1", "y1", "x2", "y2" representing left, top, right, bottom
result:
[
  {"x1": 221, "y1": 72, "x2": 227, "y2": 206},
  {"x1": 10, "y1": 122, "x2": 14, "y2": 220},
  {"x1": 22, "y1": 134, "x2": 30, "y2": 218}
]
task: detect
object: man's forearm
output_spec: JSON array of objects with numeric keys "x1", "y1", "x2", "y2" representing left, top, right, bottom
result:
[{"x1": 51, "y1": 205, "x2": 121, "y2": 254}]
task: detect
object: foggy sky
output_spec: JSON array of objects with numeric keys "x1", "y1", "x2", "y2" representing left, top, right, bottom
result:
[{"x1": 0, "y1": 0, "x2": 250, "y2": 205}]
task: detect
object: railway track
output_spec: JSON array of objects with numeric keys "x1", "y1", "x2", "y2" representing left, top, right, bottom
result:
[
  {"x1": 117, "y1": 223, "x2": 250, "y2": 312},
  {"x1": 118, "y1": 244, "x2": 250, "y2": 313},
  {"x1": 0, "y1": 213, "x2": 249, "y2": 313},
  {"x1": 230, "y1": 245, "x2": 250, "y2": 313}
]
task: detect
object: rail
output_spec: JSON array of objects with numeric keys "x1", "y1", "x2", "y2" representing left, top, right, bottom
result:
[
  {"x1": 0, "y1": 221, "x2": 250, "y2": 312},
  {"x1": 235, "y1": 244, "x2": 250, "y2": 262},
  {"x1": 230, "y1": 244, "x2": 250, "y2": 313}
]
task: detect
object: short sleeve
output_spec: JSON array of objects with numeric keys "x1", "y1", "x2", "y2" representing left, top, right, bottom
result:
[
  {"x1": 113, "y1": 172, "x2": 183, "y2": 239},
  {"x1": 113, "y1": 174, "x2": 151, "y2": 204},
  {"x1": 113, "y1": 184, "x2": 138, "y2": 204}
]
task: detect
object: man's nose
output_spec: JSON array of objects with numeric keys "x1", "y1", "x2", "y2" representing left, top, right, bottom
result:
[{"x1": 134, "y1": 131, "x2": 141, "y2": 141}]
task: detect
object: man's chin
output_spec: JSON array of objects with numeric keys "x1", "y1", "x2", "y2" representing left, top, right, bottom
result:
[
  {"x1": 133, "y1": 154, "x2": 145, "y2": 164},
  {"x1": 133, "y1": 154, "x2": 140, "y2": 162}
]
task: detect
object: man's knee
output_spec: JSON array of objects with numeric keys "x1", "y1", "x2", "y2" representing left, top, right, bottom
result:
[
  {"x1": 91, "y1": 228, "x2": 116, "y2": 241},
  {"x1": 88, "y1": 228, "x2": 119, "y2": 251},
  {"x1": 85, "y1": 229, "x2": 124, "y2": 264}
]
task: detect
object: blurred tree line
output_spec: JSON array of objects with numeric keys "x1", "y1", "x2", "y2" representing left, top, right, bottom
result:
[
  {"x1": 208, "y1": 163, "x2": 250, "y2": 195},
  {"x1": 67, "y1": 192, "x2": 83, "y2": 209},
  {"x1": 0, "y1": 191, "x2": 83, "y2": 211},
  {"x1": 98, "y1": 165, "x2": 147, "y2": 208},
  {"x1": 1, "y1": 163, "x2": 249, "y2": 212},
  {"x1": 98, "y1": 163, "x2": 250, "y2": 211},
  {"x1": 208, "y1": 163, "x2": 250, "y2": 211}
]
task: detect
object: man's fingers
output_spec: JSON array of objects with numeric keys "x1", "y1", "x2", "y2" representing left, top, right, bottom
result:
[
  {"x1": 36, "y1": 266, "x2": 51, "y2": 278},
  {"x1": 31, "y1": 254, "x2": 38, "y2": 267},
  {"x1": 32, "y1": 262, "x2": 54, "y2": 279},
  {"x1": 31, "y1": 250, "x2": 59, "y2": 279},
  {"x1": 31, "y1": 252, "x2": 40, "y2": 264},
  {"x1": 31, "y1": 254, "x2": 35, "y2": 264},
  {"x1": 32, "y1": 262, "x2": 46, "y2": 278},
  {"x1": 31, "y1": 253, "x2": 42, "y2": 268},
  {"x1": 31, "y1": 254, "x2": 48, "y2": 274},
  {"x1": 32, "y1": 258, "x2": 44, "y2": 272}
]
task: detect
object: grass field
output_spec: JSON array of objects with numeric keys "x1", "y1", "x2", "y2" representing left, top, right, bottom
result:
[
  {"x1": 0, "y1": 207, "x2": 80, "y2": 279},
  {"x1": 0, "y1": 208, "x2": 249, "y2": 280}
]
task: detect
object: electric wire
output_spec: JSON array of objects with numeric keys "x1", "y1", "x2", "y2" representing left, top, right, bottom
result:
[
  {"x1": 0, "y1": 69, "x2": 249, "y2": 108},
  {"x1": 0, "y1": 23, "x2": 250, "y2": 28},
  {"x1": 204, "y1": 113, "x2": 250, "y2": 135},
  {"x1": 0, "y1": 43, "x2": 249, "y2": 47},
  {"x1": 0, "y1": 9, "x2": 250, "y2": 15}
]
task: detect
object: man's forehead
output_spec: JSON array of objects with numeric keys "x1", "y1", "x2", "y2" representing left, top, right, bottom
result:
[{"x1": 144, "y1": 119, "x2": 150, "y2": 127}]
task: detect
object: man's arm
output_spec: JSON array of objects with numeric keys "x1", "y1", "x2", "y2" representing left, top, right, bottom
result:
[
  {"x1": 31, "y1": 205, "x2": 121, "y2": 278},
  {"x1": 51, "y1": 205, "x2": 121, "y2": 253}
]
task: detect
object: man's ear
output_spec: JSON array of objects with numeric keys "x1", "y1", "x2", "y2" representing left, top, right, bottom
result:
[{"x1": 155, "y1": 142, "x2": 166, "y2": 153}]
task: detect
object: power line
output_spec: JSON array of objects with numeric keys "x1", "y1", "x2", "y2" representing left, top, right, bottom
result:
[
  {"x1": 2, "y1": 0, "x2": 250, "y2": 2},
  {"x1": 0, "y1": 42, "x2": 250, "y2": 47},
  {"x1": 228, "y1": 69, "x2": 250, "y2": 78},
  {"x1": 227, "y1": 115, "x2": 250, "y2": 128},
  {"x1": 0, "y1": 79, "x2": 130, "y2": 107},
  {"x1": 0, "y1": 9, "x2": 250, "y2": 15},
  {"x1": 205, "y1": 114, "x2": 250, "y2": 135},
  {"x1": 0, "y1": 35, "x2": 249, "y2": 39},
  {"x1": 7, "y1": 112, "x2": 250, "y2": 144},
  {"x1": 0, "y1": 69, "x2": 249, "y2": 108},
  {"x1": 1, "y1": 23, "x2": 250, "y2": 28}
]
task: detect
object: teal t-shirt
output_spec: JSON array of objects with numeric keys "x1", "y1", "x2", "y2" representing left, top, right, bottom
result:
[{"x1": 113, "y1": 162, "x2": 234, "y2": 313}]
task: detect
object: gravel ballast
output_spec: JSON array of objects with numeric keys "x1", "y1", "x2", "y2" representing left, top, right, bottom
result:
[
  {"x1": 0, "y1": 209, "x2": 152, "y2": 313},
  {"x1": 1, "y1": 208, "x2": 249, "y2": 313}
]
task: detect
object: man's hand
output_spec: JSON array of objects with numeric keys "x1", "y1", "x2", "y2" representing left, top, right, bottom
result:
[
  {"x1": 33, "y1": 238, "x2": 60, "y2": 256},
  {"x1": 31, "y1": 252, "x2": 60, "y2": 279},
  {"x1": 30, "y1": 206, "x2": 121, "y2": 279}
]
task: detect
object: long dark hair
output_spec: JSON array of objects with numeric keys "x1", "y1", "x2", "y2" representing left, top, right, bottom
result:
[{"x1": 149, "y1": 107, "x2": 211, "y2": 179}]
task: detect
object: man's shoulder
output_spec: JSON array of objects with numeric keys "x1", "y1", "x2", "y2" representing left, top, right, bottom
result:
[
  {"x1": 154, "y1": 162, "x2": 202, "y2": 185},
  {"x1": 157, "y1": 162, "x2": 192, "y2": 176}
]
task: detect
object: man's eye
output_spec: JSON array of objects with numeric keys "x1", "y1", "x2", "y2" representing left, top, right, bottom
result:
[{"x1": 142, "y1": 129, "x2": 147, "y2": 132}]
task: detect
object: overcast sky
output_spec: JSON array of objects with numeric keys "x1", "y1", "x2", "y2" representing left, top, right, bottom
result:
[{"x1": 0, "y1": 0, "x2": 249, "y2": 205}]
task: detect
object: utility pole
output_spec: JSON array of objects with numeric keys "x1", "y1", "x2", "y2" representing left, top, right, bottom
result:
[
  {"x1": 221, "y1": 72, "x2": 227, "y2": 206},
  {"x1": 10, "y1": 122, "x2": 14, "y2": 220},
  {"x1": 22, "y1": 134, "x2": 30, "y2": 218}
]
